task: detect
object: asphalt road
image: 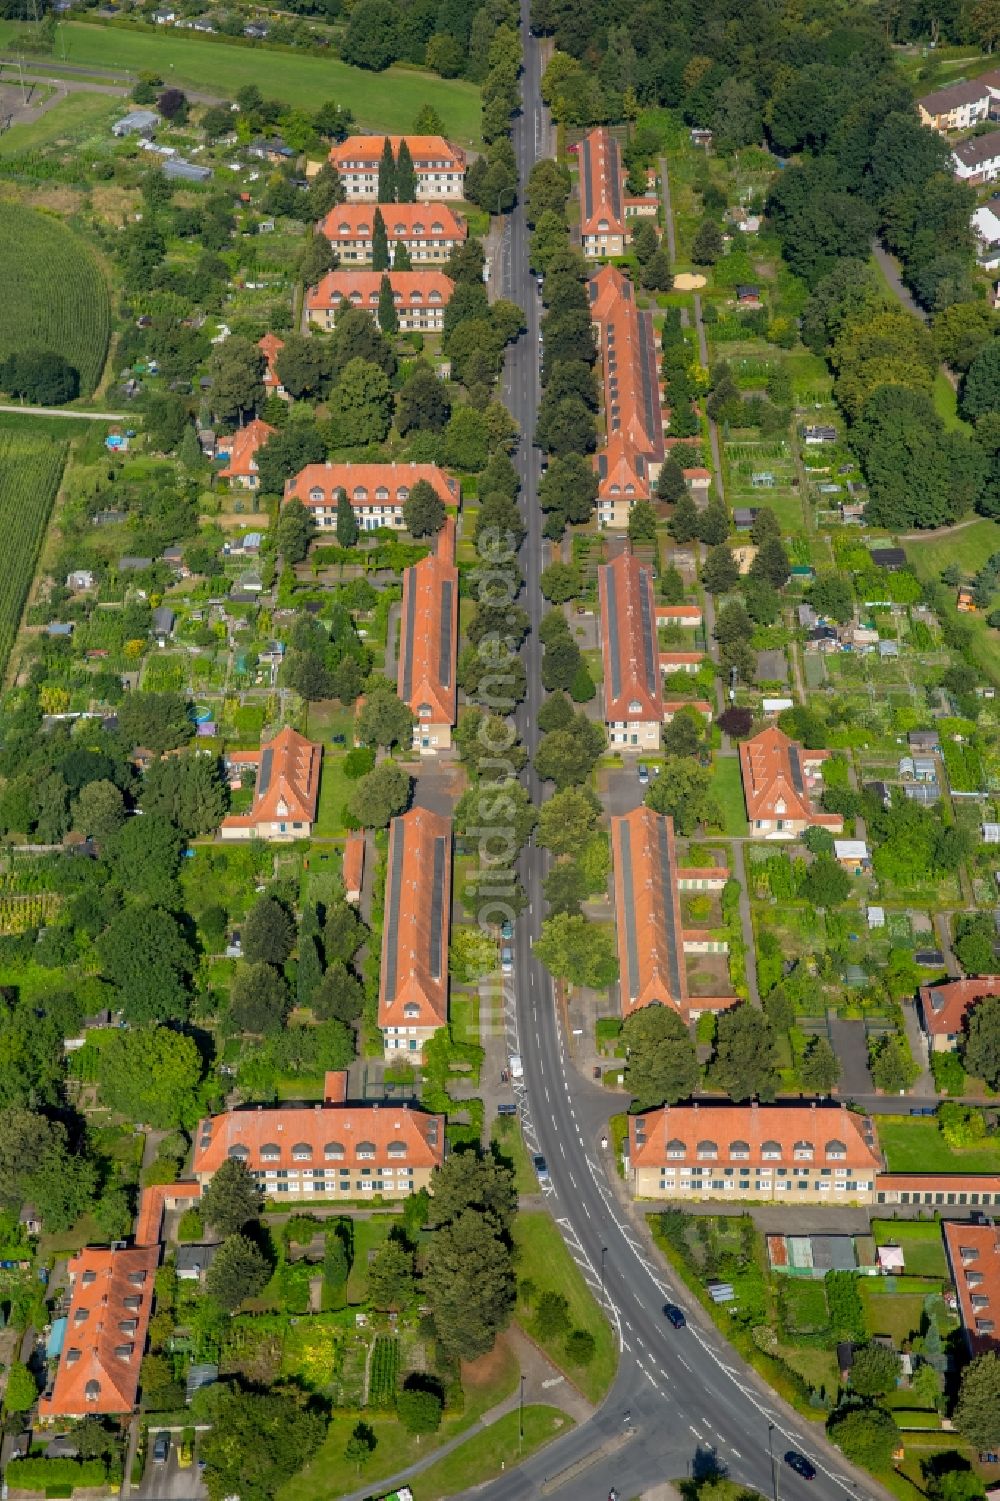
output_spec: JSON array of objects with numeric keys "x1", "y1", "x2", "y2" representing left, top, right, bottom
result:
[{"x1": 471, "y1": 10, "x2": 888, "y2": 1500}]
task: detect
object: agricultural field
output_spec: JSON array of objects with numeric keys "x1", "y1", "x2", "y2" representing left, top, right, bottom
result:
[
  {"x1": 0, "y1": 203, "x2": 110, "y2": 395},
  {"x1": 0, "y1": 431, "x2": 68, "y2": 681},
  {"x1": 0, "y1": 20, "x2": 482, "y2": 144}
]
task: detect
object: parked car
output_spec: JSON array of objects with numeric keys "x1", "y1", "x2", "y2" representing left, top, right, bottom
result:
[
  {"x1": 497, "y1": 1102, "x2": 517, "y2": 1116},
  {"x1": 500, "y1": 919, "x2": 513, "y2": 940},
  {"x1": 663, "y1": 1304, "x2": 685, "y2": 1328},
  {"x1": 638, "y1": 764, "x2": 649, "y2": 784},
  {"x1": 533, "y1": 1154, "x2": 550, "y2": 1183},
  {"x1": 784, "y1": 1452, "x2": 816, "y2": 1481},
  {"x1": 509, "y1": 1054, "x2": 523, "y2": 1080},
  {"x1": 501, "y1": 946, "x2": 513, "y2": 974},
  {"x1": 153, "y1": 1434, "x2": 170, "y2": 1465}
]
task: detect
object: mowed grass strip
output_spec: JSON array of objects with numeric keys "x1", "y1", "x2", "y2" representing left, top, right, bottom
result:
[
  {"x1": 0, "y1": 90, "x2": 115, "y2": 156},
  {"x1": 0, "y1": 203, "x2": 110, "y2": 394},
  {"x1": 410, "y1": 1406, "x2": 573, "y2": 1500},
  {"x1": 513, "y1": 1212, "x2": 618, "y2": 1403},
  {"x1": 877, "y1": 1115, "x2": 1000, "y2": 1174},
  {"x1": 0, "y1": 20, "x2": 481, "y2": 143},
  {"x1": 0, "y1": 434, "x2": 68, "y2": 681}
]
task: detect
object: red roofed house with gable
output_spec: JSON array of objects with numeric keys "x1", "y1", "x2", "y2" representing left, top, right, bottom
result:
[
  {"x1": 219, "y1": 418, "x2": 276, "y2": 490},
  {"x1": 192, "y1": 1071, "x2": 444, "y2": 1200},
  {"x1": 284, "y1": 462, "x2": 459, "y2": 533},
  {"x1": 258, "y1": 333, "x2": 287, "y2": 399},
  {"x1": 221, "y1": 725, "x2": 321, "y2": 840},
  {"x1": 943, "y1": 1220, "x2": 1000, "y2": 1352},
  {"x1": 739, "y1": 725, "x2": 843, "y2": 838},
  {"x1": 628, "y1": 1102, "x2": 881, "y2": 1203},
  {"x1": 918, "y1": 976, "x2": 1000, "y2": 1052},
  {"x1": 598, "y1": 550, "x2": 663, "y2": 750},
  {"x1": 318, "y1": 203, "x2": 466, "y2": 265},
  {"x1": 398, "y1": 518, "x2": 457, "y2": 752},
  {"x1": 328, "y1": 134, "x2": 466, "y2": 200},
  {"x1": 305, "y1": 269, "x2": 453, "y2": 333},
  {"x1": 379, "y1": 807, "x2": 452, "y2": 1061},
  {"x1": 38, "y1": 1244, "x2": 158, "y2": 1419}
]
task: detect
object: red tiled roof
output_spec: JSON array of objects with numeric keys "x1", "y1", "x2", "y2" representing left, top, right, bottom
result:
[
  {"x1": 944, "y1": 1220, "x2": 1000, "y2": 1353},
  {"x1": 739, "y1": 725, "x2": 842, "y2": 829},
  {"x1": 319, "y1": 203, "x2": 466, "y2": 244},
  {"x1": 39, "y1": 1245, "x2": 158, "y2": 1417},
  {"x1": 258, "y1": 333, "x2": 284, "y2": 390},
  {"x1": 134, "y1": 1181, "x2": 201, "y2": 1249},
  {"x1": 379, "y1": 807, "x2": 452, "y2": 1033},
  {"x1": 589, "y1": 267, "x2": 665, "y2": 465},
  {"x1": 919, "y1": 977, "x2": 1000, "y2": 1037},
  {"x1": 220, "y1": 726, "x2": 320, "y2": 833},
  {"x1": 579, "y1": 128, "x2": 627, "y2": 237},
  {"x1": 876, "y1": 1174, "x2": 1000, "y2": 1194},
  {"x1": 284, "y1": 462, "x2": 458, "y2": 510},
  {"x1": 398, "y1": 519, "x2": 457, "y2": 727},
  {"x1": 305, "y1": 269, "x2": 453, "y2": 314},
  {"x1": 629, "y1": 1102, "x2": 880, "y2": 1173},
  {"x1": 192, "y1": 1101, "x2": 444, "y2": 1177},
  {"x1": 343, "y1": 831, "x2": 365, "y2": 897},
  {"x1": 328, "y1": 134, "x2": 465, "y2": 170},
  {"x1": 598, "y1": 551, "x2": 663, "y2": 724},
  {"x1": 611, "y1": 806, "x2": 688, "y2": 1019},
  {"x1": 595, "y1": 434, "x2": 652, "y2": 502},
  {"x1": 219, "y1": 418, "x2": 276, "y2": 479}
]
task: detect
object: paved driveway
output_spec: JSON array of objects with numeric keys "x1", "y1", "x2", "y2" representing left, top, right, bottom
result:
[
  {"x1": 601, "y1": 766, "x2": 647, "y2": 818},
  {"x1": 827, "y1": 1017, "x2": 873, "y2": 1096}
]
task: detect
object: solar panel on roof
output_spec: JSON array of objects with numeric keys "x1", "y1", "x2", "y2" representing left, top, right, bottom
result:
[
  {"x1": 608, "y1": 135, "x2": 623, "y2": 222},
  {"x1": 604, "y1": 566, "x2": 621, "y2": 702},
  {"x1": 581, "y1": 135, "x2": 593, "y2": 221},
  {"x1": 639, "y1": 566, "x2": 657, "y2": 695},
  {"x1": 429, "y1": 836, "x2": 446, "y2": 979},
  {"x1": 788, "y1": 744, "x2": 805, "y2": 797},
  {"x1": 439, "y1": 579, "x2": 453, "y2": 689},
  {"x1": 257, "y1": 747, "x2": 273, "y2": 799},
  {"x1": 383, "y1": 821, "x2": 405, "y2": 1005},
  {"x1": 656, "y1": 818, "x2": 684, "y2": 1000},
  {"x1": 618, "y1": 821, "x2": 641, "y2": 1001},
  {"x1": 400, "y1": 567, "x2": 417, "y2": 703}
]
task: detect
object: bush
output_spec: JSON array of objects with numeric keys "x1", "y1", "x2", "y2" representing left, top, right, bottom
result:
[
  {"x1": 565, "y1": 1328, "x2": 596, "y2": 1365},
  {"x1": 827, "y1": 1405, "x2": 899, "y2": 1469},
  {"x1": 6, "y1": 1458, "x2": 107, "y2": 1491},
  {"x1": 177, "y1": 1208, "x2": 204, "y2": 1242}
]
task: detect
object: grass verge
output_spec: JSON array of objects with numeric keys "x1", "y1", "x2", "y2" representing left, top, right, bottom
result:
[
  {"x1": 410, "y1": 1406, "x2": 572, "y2": 1500},
  {"x1": 876, "y1": 1116, "x2": 1000, "y2": 1174},
  {"x1": 512, "y1": 1212, "x2": 618, "y2": 1404}
]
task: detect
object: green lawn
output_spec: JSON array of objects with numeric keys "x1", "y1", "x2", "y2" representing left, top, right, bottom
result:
[
  {"x1": 0, "y1": 90, "x2": 115, "y2": 155},
  {"x1": 860, "y1": 1285, "x2": 935, "y2": 1346},
  {"x1": 931, "y1": 369, "x2": 971, "y2": 433},
  {"x1": 410, "y1": 1406, "x2": 573, "y2": 1500},
  {"x1": 344, "y1": 1216, "x2": 395, "y2": 1304},
  {"x1": 490, "y1": 1115, "x2": 536, "y2": 1196},
  {"x1": 313, "y1": 750, "x2": 352, "y2": 837},
  {"x1": 0, "y1": 20, "x2": 481, "y2": 143},
  {"x1": 709, "y1": 754, "x2": 749, "y2": 836},
  {"x1": 906, "y1": 517, "x2": 1000, "y2": 581},
  {"x1": 877, "y1": 1116, "x2": 1000, "y2": 1174},
  {"x1": 512, "y1": 1213, "x2": 618, "y2": 1404},
  {"x1": 871, "y1": 1219, "x2": 948, "y2": 1280}
]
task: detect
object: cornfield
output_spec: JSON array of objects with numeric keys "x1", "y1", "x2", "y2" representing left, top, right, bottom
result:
[
  {"x1": 0, "y1": 434, "x2": 68, "y2": 681},
  {"x1": 0, "y1": 204, "x2": 111, "y2": 394}
]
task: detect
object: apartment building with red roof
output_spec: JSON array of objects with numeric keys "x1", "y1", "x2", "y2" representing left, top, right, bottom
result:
[
  {"x1": 598, "y1": 550, "x2": 663, "y2": 749},
  {"x1": 38, "y1": 1245, "x2": 158, "y2": 1419},
  {"x1": 918, "y1": 976, "x2": 1000, "y2": 1051},
  {"x1": 628, "y1": 1102, "x2": 881, "y2": 1203},
  {"x1": 284, "y1": 461, "x2": 459, "y2": 533},
  {"x1": 343, "y1": 830, "x2": 365, "y2": 904},
  {"x1": 611, "y1": 807, "x2": 736, "y2": 1022},
  {"x1": 379, "y1": 807, "x2": 452, "y2": 1060},
  {"x1": 258, "y1": 333, "x2": 287, "y2": 399},
  {"x1": 328, "y1": 134, "x2": 466, "y2": 199},
  {"x1": 398, "y1": 518, "x2": 457, "y2": 752},
  {"x1": 305, "y1": 269, "x2": 453, "y2": 332},
  {"x1": 192, "y1": 1072, "x2": 444, "y2": 1200},
  {"x1": 739, "y1": 725, "x2": 843, "y2": 838},
  {"x1": 944, "y1": 1220, "x2": 1000, "y2": 1352},
  {"x1": 579, "y1": 128, "x2": 630, "y2": 257},
  {"x1": 318, "y1": 203, "x2": 466, "y2": 264},
  {"x1": 218, "y1": 417, "x2": 276, "y2": 490},
  {"x1": 589, "y1": 265, "x2": 666, "y2": 530},
  {"x1": 220, "y1": 726, "x2": 321, "y2": 840}
]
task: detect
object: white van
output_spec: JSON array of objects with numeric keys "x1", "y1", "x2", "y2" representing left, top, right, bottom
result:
[{"x1": 509, "y1": 1054, "x2": 523, "y2": 1080}]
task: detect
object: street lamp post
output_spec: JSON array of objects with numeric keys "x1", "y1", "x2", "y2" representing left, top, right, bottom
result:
[{"x1": 768, "y1": 1422, "x2": 779, "y2": 1501}]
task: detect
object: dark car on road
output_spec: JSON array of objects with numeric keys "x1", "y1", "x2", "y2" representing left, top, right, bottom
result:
[
  {"x1": 153, "y1": 1433, "x2": 170, "y2": 1465},
  {"x1": 533, "y1": 1154, "x2": 550, "y2": 1183},
  {"x1": 784, "y1": 1451, "x2": 816, "y2": 1480},
  {"x1": 663, "y1": 1303, "x2": 685, "y2": 1328}
]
